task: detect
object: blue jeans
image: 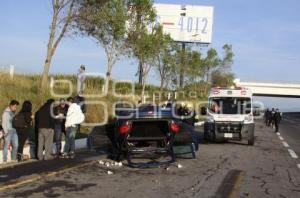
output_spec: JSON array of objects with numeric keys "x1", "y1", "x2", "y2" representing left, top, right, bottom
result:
[
  {"x1": 64, "y1": 126, "x2": 77, "y2": 154},
  {"x1": 3, "y1": 131, "x2": 19, "y2": 161},
  {"x1": 54, "y1": 124, "x2": 63, "y2": 154}
]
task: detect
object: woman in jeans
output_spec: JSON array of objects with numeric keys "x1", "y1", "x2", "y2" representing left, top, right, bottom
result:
[{"x1": 15, "y1": 101, "x2": 33, "y2": 161}]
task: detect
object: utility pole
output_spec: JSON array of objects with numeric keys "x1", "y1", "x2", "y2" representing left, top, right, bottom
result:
[
  {"x1": 179, "y1": 5, "x2": 187, "y2": 88},
  {"x1": 179, "y1": 42, "x2": 186, "y2": 88}
]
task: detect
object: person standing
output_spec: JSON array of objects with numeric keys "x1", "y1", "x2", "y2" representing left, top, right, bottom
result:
[
  {"x1": 62, "y1": 97, "x2": 85, "y2": 159},
  {"x1": 14, "y1": 101, "x2": 33, "y2": 162},
  {"x1": 2, "y1": 100, "x2": 19, "y2": 163},
  {"x1": 53, "y1": 98, "x2": 68, "y2": 157},
  {"x1": 74, "y1": 95, "x2": 86, "y2": 133},
  {"x1": 264, "y1": 108, "x2": 270, "y2": 126},
  {"x1": 36, "y1": 99, "x2": 55, "y2": 160},
  {"x1": 77, "y1": 65, "x2": 86, "y2": 95},
  {"x1": 274, "y1": 109, "x2": 282, "y2": 132},
  {"x1": 269, "y1": 108, "x2": 276, "y2": 127}
]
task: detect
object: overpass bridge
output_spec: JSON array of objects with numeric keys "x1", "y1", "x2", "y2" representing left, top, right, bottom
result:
[{"x1": 234, "y1": 79, "x2": 300, "y2": 98}]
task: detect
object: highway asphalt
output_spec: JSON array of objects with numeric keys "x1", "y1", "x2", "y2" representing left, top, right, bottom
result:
[{"x1": 0, "y1": 115, "x2": 300, "y2": 198}]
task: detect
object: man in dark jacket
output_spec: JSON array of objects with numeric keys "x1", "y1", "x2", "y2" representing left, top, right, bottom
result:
[
  {"x1": 36, "y1": 99, "x2": 55, "y2": 160},
  {"x1": 274, "y1": 109, "x2": 282, "y2": 132},
  {"x1": 264, "y1": 108, "x2": 270, "y2": 126},
  {"x1": 269, "y1": 108, "x2": 276, "y2": 127},
  {"x1": 53, "y1": 98, "x2": 68, "y2": 157}
]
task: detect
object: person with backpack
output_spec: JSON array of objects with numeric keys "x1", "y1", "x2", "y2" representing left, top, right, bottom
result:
[
  {"x1": 35, "y1": 99, "x2": 55, "y2": 160},
  {"x1": 1, "y1": 100, "x2": 19, "y2": 163},
  {"x1": 62, "y1": 97, "x2": 85, "y2": 159},
  {"x1": 53, "y1": 98, "x2": 68, "y2": 157},
  {"x1": 13, "y1": 100, "x2": 33, "y2": 162}
]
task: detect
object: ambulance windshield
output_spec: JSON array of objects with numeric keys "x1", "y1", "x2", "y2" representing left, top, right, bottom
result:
[{"x1": 209, "y1": 97, "x2": 252, "y2": 115}]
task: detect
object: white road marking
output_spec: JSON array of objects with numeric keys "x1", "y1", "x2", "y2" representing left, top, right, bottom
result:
[
  {"x1": 288, "y1": 149, "x2": 298, "y2": 159},
  {"x1": 276, "y1": 132, "x2": 280, "y2": 136},
  {"x1": 297, "y1": 164, "x2": 300, "y2": 170},
  {"x1": 282, "y1": 141, "x2": 289, "y2": 148},
  {"x1": 278, "y1": 136, "x2": 284, "y2": 141}
]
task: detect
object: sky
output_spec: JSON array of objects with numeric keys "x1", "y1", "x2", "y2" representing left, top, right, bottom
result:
[{"x1": 0, "y1": 0, "x2": 300, "y2": 111}]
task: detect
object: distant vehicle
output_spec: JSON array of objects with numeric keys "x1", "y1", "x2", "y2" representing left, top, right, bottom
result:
[
  {"x1": 113, "y1": 104, "x2": 197, "y2": 168},
  {"x1": 201, "y1": 87, "x2": 255, "y2": 145},
  {"x1": 252, "y1": 105, "x2": 261, "y2": 117}
]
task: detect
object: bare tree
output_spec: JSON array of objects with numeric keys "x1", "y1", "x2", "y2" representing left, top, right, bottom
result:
[
  {"x1": 76, "y1": 0, "x2": 127, "y2": 94},
  {"x1": 41, "y1": 0, "x2": 76, "y2": 90}
]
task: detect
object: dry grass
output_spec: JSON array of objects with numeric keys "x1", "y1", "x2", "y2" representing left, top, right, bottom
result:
[
  {"x1": 0, "y1": 72, "x2": 208, "y2": 137},
  {"x1": 0, "y1": 72, "x2": 156, "y2": 135}
]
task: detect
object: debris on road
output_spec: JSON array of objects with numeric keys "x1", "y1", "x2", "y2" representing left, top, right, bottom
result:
[
  {"x1": 98, "y1": 160, "x2": 104, "y2": 165},
  {"x1": 107, "y1": 171, "x2": 113, "y2": 175},
  {"x1": 152, "y1": 179, "x2": 159, "y2": 184},
  {"x1": 97, "y1": 160, "x2": 123, "y2": 169}
]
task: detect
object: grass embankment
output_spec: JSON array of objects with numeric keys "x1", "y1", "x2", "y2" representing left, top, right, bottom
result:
[{"x1": 0, "y1": 72, "x2": 208, "y2": 140}]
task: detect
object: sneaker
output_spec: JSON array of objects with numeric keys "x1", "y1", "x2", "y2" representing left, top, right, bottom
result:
[
  {"x1": 10, "y1": 160, "x2": 18, "y2": 163},
  {"x1": 61, "y1": 153, "x2": 69, "y2": 159},
  {"x1": 53, "y1": 153, "x2": 60, "y2": 158},
  {"x1": 69, "y1": 152, "x2": 75, "y2": 159},
  {"x1": 45, "y1": 156, "x2": 54, "y2": 160},
  {"x1": 17, "y1": 153, "x2": 23, "y2": 162}
]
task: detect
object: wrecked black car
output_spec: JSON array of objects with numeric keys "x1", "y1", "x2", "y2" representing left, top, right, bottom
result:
[
  {"x1": 87, "y1": 103, "x2": 199, "y2": 168},
  {"x1": 110, "y1": 104, "x2": 198, "y2": 168}
]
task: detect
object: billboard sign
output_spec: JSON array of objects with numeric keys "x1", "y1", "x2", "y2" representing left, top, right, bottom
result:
[{"x1": 153, "y1": 4, "x2": 214, "y2": 44}]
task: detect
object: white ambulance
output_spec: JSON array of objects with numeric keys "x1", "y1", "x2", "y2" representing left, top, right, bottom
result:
[{"x1": 202, "y1": 87, "x2": 255, "y2": 145}]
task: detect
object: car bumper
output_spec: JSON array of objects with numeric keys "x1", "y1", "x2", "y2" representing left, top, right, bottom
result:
[{"x1": 215, "y1": 123, "x2": 255, "y2": 140}]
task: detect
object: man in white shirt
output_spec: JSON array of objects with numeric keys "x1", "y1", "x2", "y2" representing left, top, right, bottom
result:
[{"x1": 62, "y1": 97, "x2": 85, "y2": 158}]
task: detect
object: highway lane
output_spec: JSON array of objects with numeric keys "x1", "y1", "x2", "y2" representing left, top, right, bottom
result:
[
  {"x1": 0, "y1": 119, "x2": 300, "y2": 198},
  {"x1": 275, "y1": 113, "x2": 300, "y2": 167}
]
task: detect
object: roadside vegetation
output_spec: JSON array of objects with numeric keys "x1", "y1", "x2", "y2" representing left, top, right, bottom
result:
[
  {"x1": 0, "y1": 71, "x2": 207, "y2": 139},
  {"x1": 40, "y1": 0, "x2": 235, "y2": 96},
  {"x1": 1, "y1": 0, "x2": 236, "y2": 138}
]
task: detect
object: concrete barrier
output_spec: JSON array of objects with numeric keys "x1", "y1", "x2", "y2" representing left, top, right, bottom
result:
[{"x1": 0, "y1": 138, "x2": 87, "y2": 164}]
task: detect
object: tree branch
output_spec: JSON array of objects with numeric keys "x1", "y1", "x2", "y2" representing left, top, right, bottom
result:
[{"x1": 52, "y1": 0, "x2": 74, "y2": 53}]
